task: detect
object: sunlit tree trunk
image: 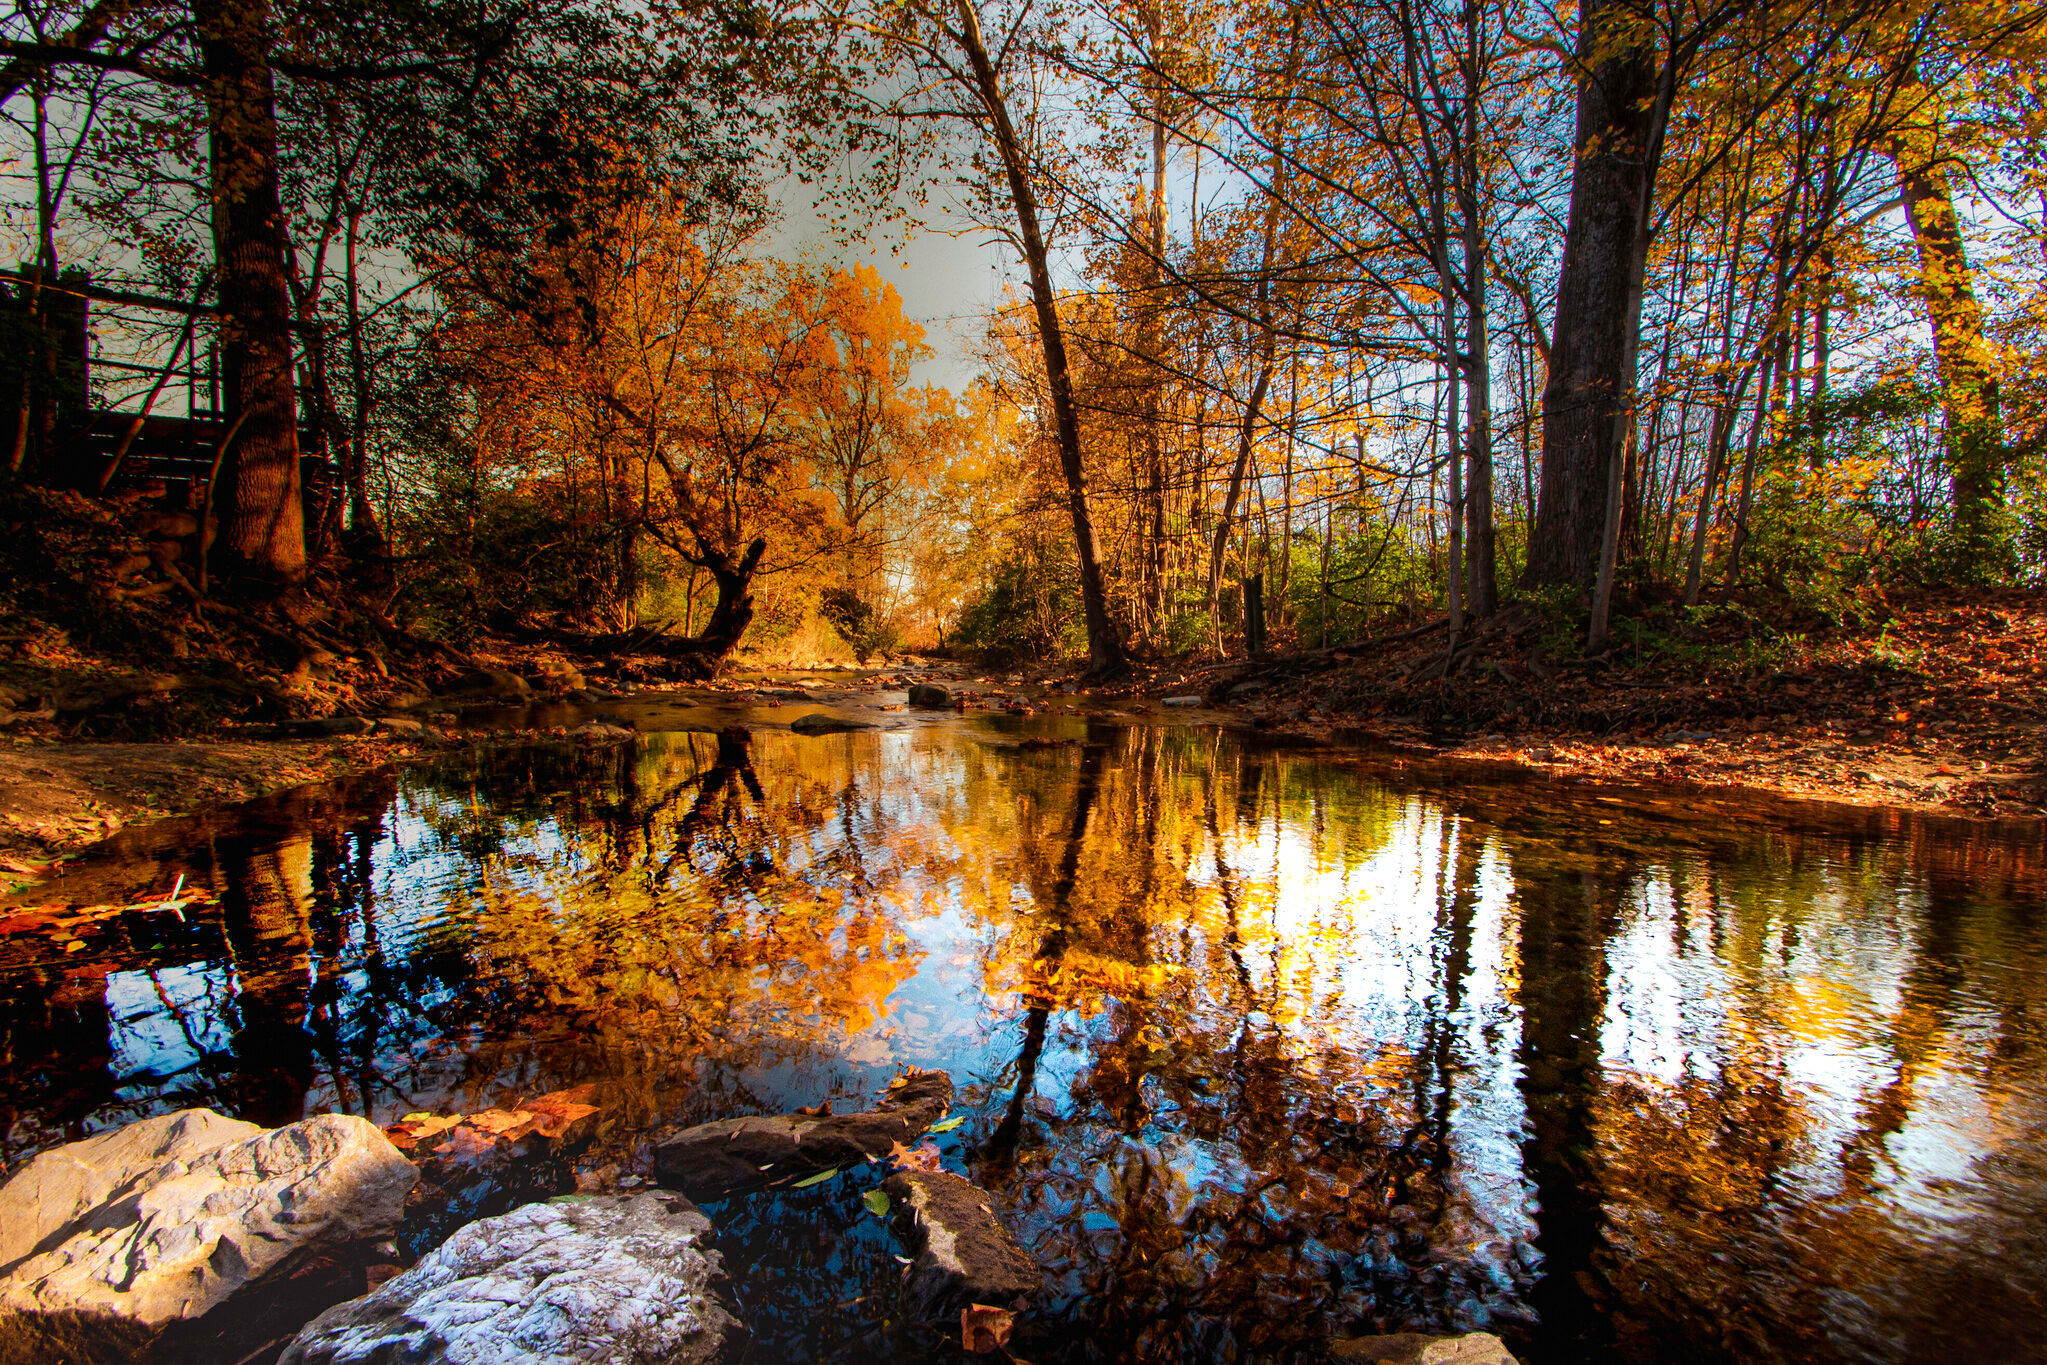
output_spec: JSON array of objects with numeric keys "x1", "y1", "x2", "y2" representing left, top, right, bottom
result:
[
  {"x1": 1458, "y1": 0, "x2": 1496, "y2": 618},
  {"x1": 1891, "y1": 124, "x2": 2007, "y2": 576}
]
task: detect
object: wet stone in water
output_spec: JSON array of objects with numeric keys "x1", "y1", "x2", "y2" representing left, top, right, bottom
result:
[
  {"x1": 882, "y1": 1169, "x2": 1039, "y2": 1323},
  {"x1": 653, "y1": 1071, "x2": 953, "y2": 1200},
  {"x1": 1326, "y1": 1333, "x2": 1520, "y2": 1364}
]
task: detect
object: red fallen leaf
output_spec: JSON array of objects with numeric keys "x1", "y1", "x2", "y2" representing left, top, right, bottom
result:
[{"x1": 961, "y1": 1304, "x2": 1014, "y2": 1354}]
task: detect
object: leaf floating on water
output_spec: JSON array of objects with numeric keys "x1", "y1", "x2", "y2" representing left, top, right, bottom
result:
[
  {"x1": 887, "y1": 1140, "x2": 944, "y2": 1173},
  {"x1": 791, "y1": 1167, "x2": 839, "y2": 1188},
  {"x1": 961, "y1": 1304, "x2": 1014, "y2": 1354},
  {"x1": 465, "y1": 1109, "x2": 541, "y2": 1140},
  {"x1": 796, "y1": 1101, "x2": 834, "y2": 1117},
  {"x1": 862, "y1": 1188, "x2": 890, "y2": 1217},
  {"x1": 927, "y1": 1116, "x2": 965, "y2": 1134}
]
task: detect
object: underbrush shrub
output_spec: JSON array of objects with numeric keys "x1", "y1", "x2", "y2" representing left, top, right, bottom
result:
[
  {"x1": 818, "y1": 587, "x2": 903, "y2": 662},
  {"x1": 954, "y1": 546, "x2": 1082, "y2": 665}
]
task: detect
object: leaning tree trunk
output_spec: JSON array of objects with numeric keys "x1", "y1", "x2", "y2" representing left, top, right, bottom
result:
[
  {"x1": 1526, "y1": 0, "x2": 1664, "y2": 596},
  {"x1": 679, "y1": 537, "x2": 766, "y2": 679},
  {"x1": 196, "y1": 0, "x2": 305, "y2": 583},
  {"x1": 952, "y1": 0, "x2": 1125, "y2": 678}
]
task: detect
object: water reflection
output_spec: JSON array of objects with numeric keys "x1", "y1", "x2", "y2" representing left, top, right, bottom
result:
[{"x1": 2, "y1": 726, "x2": 2044, "y2": 1363}]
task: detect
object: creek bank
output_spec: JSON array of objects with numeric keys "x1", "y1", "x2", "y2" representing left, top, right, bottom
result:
[
  {"x1": 0, "y1": 734, "x2": 436, "y2": 875},
  {"x1": 0, "y1": 1108, "x2": 415, "y2": 1364},
  {"x1": 1096, "y1": 588, "x2": 2047, "y2": 821}
]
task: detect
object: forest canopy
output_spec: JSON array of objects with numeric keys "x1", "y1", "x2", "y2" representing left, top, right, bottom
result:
[{"x1": 4, "y1": 0, "x2": 2045, "y2": 673}]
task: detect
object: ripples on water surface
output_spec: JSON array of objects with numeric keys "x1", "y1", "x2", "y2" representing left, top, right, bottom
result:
[{"x1": 2, "y1": 722, "x2": 2044, "y2": 1363}]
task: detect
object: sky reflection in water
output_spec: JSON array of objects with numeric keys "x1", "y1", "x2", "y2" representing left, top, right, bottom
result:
[{"x1": 2, "y1": 723, "x2": 2043, "y2": 1363}]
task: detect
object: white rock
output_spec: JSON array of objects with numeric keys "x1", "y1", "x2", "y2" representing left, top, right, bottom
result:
[
  {"x1": 279, "y1": 1194, "x2": 738, "y2": 1365},
  {"x1": 0, "y1": 1108, "x2": 416, "y2": 1329}
]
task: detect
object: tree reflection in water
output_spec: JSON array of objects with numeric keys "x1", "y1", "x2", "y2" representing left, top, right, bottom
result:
[{"x1": 1, "y1": 724, "x2": 2043, "y2": 1363}]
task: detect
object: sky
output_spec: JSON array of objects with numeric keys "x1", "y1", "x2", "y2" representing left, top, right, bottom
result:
[{"x1": 764, "y1": 177, "x2": 1011, "y2": 396}]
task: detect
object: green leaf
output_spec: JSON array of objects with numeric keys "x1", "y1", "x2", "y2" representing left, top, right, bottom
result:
[
  {"x1": 863, "y1": 1188, "x2": 890, "y2": 1217},
  {"x1": 926, "y1": 1116, "x2": 965, "y2": 1134},
  {"x1": 791, "y1": 1166, "x2": 840, "y2": 1188}
]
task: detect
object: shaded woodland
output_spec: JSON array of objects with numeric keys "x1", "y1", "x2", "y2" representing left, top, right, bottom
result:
[{"x1": 4, "y1": 0, "x2": 2045, "y2": 678}]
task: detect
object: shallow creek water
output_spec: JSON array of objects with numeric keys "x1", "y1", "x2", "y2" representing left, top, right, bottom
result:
[{"x1": 3, "y1": 718, "x2": 2045, "y2": 1363}]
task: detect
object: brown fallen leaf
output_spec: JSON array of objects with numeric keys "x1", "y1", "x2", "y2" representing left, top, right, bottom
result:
[
  {"x1": 431, "y1": 1126, "x2": 500, "y2": 1161},
  {"x1": 795, "y1": 1101, "x2": 834, "y2": 1117},
  {"x1": 523, "y1": 1087, "x2": 602, "y2": 1143},
  {"x1": 887, "y1": 1140, "x2": 944, "y2": 1173},
  {"x1": 961, "y1": 1304, "x2": 1014, "y2": 1354},
  {"x1": 384, "y1": 1113, "x2": 463, "y2": 1148},
  {"x1": 463, "y1": 1108, "x2": 540, "y2": 1141}
]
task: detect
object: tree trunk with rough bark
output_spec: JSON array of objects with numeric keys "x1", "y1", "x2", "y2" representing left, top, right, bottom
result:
[
  {"x1": 196, "y1": 0, "x2": 305, "y2": 583},
  {"x1": 1528, "y1": 0, "x2": 1663, "y2": 596}
]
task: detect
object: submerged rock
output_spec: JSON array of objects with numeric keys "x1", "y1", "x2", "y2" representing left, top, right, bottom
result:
[
  {"x1": 0, "y1": 1109, "x2": 415, "y2": 1333},
  {"x1": 653, "y1": 1071, "x2": 952, "y2": 1199},
  {"x1": 1327, "y1": 1333, "x2": 1520, "y2": 1364},
  {"x1": 569, "y1": 722, "x2": 635, "y2": 744},
  {"x1": 790, "y1": 712, "x2": 875, "y2": 735},
  {"x1": 279, "y1": 1193, "x2": 739, "y2": 1365},
  {"x1": 907, "y1": 682, "x2": 951, "y2": 709},
  {"x1": 882, "y1": 1169, "x2": 1038, "y2": 1322}
]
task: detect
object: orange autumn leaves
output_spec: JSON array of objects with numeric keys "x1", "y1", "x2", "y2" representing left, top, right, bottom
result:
[{"x1": 384, "y1": 1085, "x2": 602, "y2": 1155}]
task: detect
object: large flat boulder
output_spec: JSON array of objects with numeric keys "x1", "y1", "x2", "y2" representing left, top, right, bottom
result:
[
  {"x1": 882, "y1": 1169, "x2": 1038, "y2": 1321},
  {"x1": 653, "y1": 1071, "x2": 952, "y2": 1200},
  {"x1": 0, "y1": 1108, "x2": 415, "y2": 1333},
  {"x1": 278, "y1": 1193, "x2": 739, "y2": 1365}
]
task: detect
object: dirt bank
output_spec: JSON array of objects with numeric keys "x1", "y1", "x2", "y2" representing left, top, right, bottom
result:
[
  {"x1": 1145, "y1": 587, "x2": 2047, "y2": 821},
  {"x1": 0, "y1": 735, "x2": 434, "y2": 884}
]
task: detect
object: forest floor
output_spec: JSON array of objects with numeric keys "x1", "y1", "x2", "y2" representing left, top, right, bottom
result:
[{"x1": 1135, "y1": 586, "x2": 2047, "y2": 821}]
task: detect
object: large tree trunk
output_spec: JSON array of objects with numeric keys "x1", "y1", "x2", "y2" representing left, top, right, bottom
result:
[
  {"x1": 1527, "y1": 0, "x2": 1664, "y2": 596},
  {"x1": 196, "y1": 0, "x2": 305, "y2": 583},
  {"x1": 1891, "y1": 122, "x2": 2006, "y2": 575},
  {"x1": 680, "y1": 536, "x2": 766, "y2": 678},
  {"x1": 952, "y1": 0, "x2": 1126, "y2": 677}
]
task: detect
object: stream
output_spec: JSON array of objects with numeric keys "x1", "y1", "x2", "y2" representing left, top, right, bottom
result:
[{"x1": 2, "y1": 712, "x2": 2044, "y2": 1362}]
